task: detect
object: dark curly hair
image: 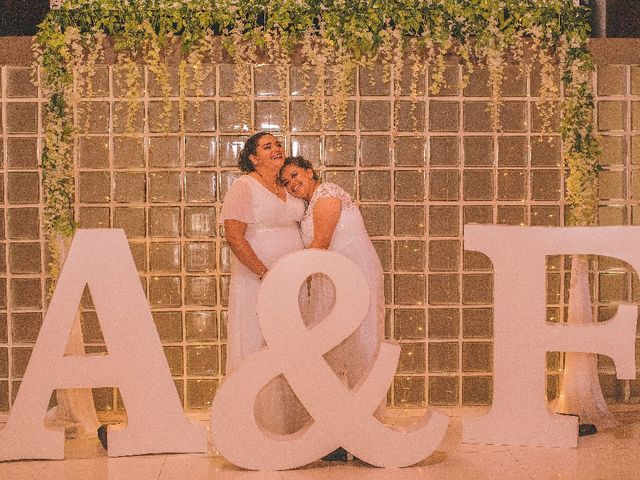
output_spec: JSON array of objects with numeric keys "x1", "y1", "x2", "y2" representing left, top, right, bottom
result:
[
  {"x1": 238, "y1": 131, "x2": 272, "y2": 173},
  {"x1": 279, "y1": 156, "x2": 319, "y2": 182}
]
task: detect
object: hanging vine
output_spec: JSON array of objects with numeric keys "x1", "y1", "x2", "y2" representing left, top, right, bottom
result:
[{"x1": 34, "y1": 0, "x2": 600, "y2": 276}]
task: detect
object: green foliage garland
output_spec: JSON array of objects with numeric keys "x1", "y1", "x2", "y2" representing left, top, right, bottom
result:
[{"x1": 34, "y1": 0, "x2": 600, "y2": 258}]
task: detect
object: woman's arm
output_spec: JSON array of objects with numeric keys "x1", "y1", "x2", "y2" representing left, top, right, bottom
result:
[
  {"x1": 224, "y1": 219, "x2": 268, "y2": 278},
  {"x1": 309, "y1": 197, "x2": 342, "y2": 249}
]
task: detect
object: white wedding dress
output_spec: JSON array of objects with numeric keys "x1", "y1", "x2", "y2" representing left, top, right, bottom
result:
[
  {"x1": 299, "y1": 183, "x2": 385, "y2": 392},
  {"x1": 220, "y1": 175, "x2": 310, "y2": 435}
]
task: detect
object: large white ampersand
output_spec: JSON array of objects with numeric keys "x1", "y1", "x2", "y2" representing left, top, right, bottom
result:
[{"x1": 210, "y1": 249, "x2": 448, "y2": 470}]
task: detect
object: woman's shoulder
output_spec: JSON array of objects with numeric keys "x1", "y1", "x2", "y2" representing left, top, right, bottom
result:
[{"x1": 313, "y1": 182, "x2": 353, "y2": 203}]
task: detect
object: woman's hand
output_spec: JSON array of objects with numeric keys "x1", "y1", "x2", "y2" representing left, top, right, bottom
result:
[
  {"x1": 309, "y1": 197, "x2": 341, "y2": 249},
  {"x1": 224, "y1": 219, "x2": 268, "y2": 278}
]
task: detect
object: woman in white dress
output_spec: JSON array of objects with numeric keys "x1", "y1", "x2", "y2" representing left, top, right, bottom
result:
[
  {"x1": 279, "y1": 156, "x2": 385, "y2": 460},
  {"x1": 220, "y1": 132, "x2": 309, "y2": 435}
]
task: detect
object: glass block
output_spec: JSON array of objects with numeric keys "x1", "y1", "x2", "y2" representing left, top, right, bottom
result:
[
  {"x1": 185, "y1": 383, "x2": 217, "y2": 412},
  {"x1": 428, "y1": 240, "x2": 459, "y2": 272},
  {"x1": 9, "y1": 243, "x2": 40, "y2": 274},
  {"x1": 7, "y1": 137, "x2": 38, "y2": 169},
  {"x1": 7, "y1": 103, "x2": 38, "y2": 134},
  {"x1": 129, "y1": 241, "x2": 146, "y2": 271},
  {"x1": 429, "y1": 101, "x2": 459, "y2": 132},
  {"x1": 163, "y1": 346, "x2": 183, "y2": 376},
  {"x1": 0, "y1": 279, "x2": 5, "y2": 309},
  {"x1": 531, "y1": 137, "x2": 561, "y2": 167},
  {"x1": 149, "y1": 172, "x2": 182, "y2": 203},
  {"x1": 429, "y1": 137, "x2": 459, "y2": 167},
  {"x1": 78, "y1": 171, "x2": 110, "y2": 203},
  {"x1": 597, "y1": 65, "x2": 626, "y2": 96},
  {"x1": 186, "y1": 311, "x2": 217, "y2": 342},
  {"x1": 289, "y1": 65, "x2": 319, "y2": 96},
  {"x1": 463, "y1": 136, "x2": 494, "y2": 166},
  {"x1": 149, "y1": 207, "x2": 181, "y2": 237},
  {"x1": 11, "y1": 279, "x2": 41, "y2": 309},
  {"x1": 184, "y1": 207, "x2": 215, "y2": 237},
  {"x1": 359, "y1": 63, "x2": 390, "y2": 96},
  {"x1": 0, "y1": 382, "x2": 8, "y2": 411},
  {"x1": 394, "y1": 274, "x2": 426, "y2": 306},
  {"x1": 323, "y1": 171, "x2": 355, "y2": 198},
  {"x1": 291, "y1": 136, "x2": 322, "y2": 164},
  {"x1": 372, "y1": 240, "x2": 391, "y2": 271},
  {"x1": 429, "y1": 205, "x2": 459, "y2": 237},
  {"x1": 463, "y1": 102, "x2": 492, "y2": 132},
  {"x1": 463, "y1": 307, "x2": 492, "y2": 340},
  {"x1": 255, "y1": 100, "x2": 284, "y2": 132},
  {"x1": 498, "y1": 137, "x2": 527, "y2": 167},
  {"x1": 184, "y1": 171, "x2": 216, "y2": 203},
  {"x1": 359, "y1": 170, "x2": 390, "y2": 202},
  {"x1": 0, "y1": 349, "x2": 7, "y2": 377},
  {"x1": 0, "y1": 245, "x2": 5, "y2": 273},
  {"x1": 598, "y1": 272, "x2": 627, "y2": 302},
  {"x1": 113, "y1": 100, "x2": 144, "y2": 133},
  {"x1": 498, "y1": 205, "x2": 527, "y2": 225},
  {"x1": 219, "y1": 171, "x2": 243, "y2": 201},
  {"x1": 430, "y1": 65, "x2": 459, "y2": 96},
  {"x1": 393, "y1": 376, "x2": 425, "y2": 407},
  {"x1": 462, "y1": 274, "x2": 493, "y2": 305},
  {"x1": 149, "y1": 137, "x2": 180, "y2": 168},
  {"x1": 463, "y1": 250, "x2": 492, "y2": 271},
  {"x1": 149, "y1": 100, "x2": 179, "y2": 133},
  {"x1": 428, "y1": 308, "x2": 459, "y2": 339},
  {"x1": 531, "y1": 170, "x2": 561, "y2": 201},
  {"x1": 547, "y1": 306, "x2": 561, "y2": 323},
  {"x1": 632, "y1": 66, "x2": 640, "y2": 96},
  {"x1": 598, "y1": 136, "x2": 625, "y2": 166},
  {"x1": 464, "y1": 67, "x2": 491, "y2": 97},
  {"x1": 114, "y1": 207, "x2": 145, "y2": 237},
  {"x1": 497, "y1": 170, "x2": 526, "y2": 201},
  {"x1": 325, "y1": 136, "x2": 356, "y2": 166},
  {"x1": 597, "y1": 101, "x2": 626, "y2": 131},
  {"x1": 428, "y1": 274, "x2": 459, "y2": 305},
  {"x1": 12, "y1": 347, "x2": 33, "y2": 377},
  {"x1": 147, "y1": 65, "x2": 179, "y2": 96},
  {"x1": 633, "y1": 101, "x2": 640, "y2": 131},
  {"x1": 219, "y1": 101, "x2": 248, "y2": 132},
  {"x1": 531, "y1": 102, "x2": 561, "y2": 132},
  {"x1": 395, "y1": 137, "x2": 426, "y2": 167},
  {"x1": 500, "y1": 101, "x2": 527, "y2": 132},
  {"x1": 429, "y1": 170, "x2": 458, "y2": 201},
  {"x1": 289, "y1": 100, "x2": 321, "y2": 133},
  {"x1": 394, "y1": 205, "x2": 425, "y2": 236},
  {"x1": 599, "y1": 205, "x2": 626, "y2": 225},
  {"x1": 502, "y1": 65, "x2": 527, "y2": 96},
  {"x1": 254, "y1": 65, "x2": 281, "y2": 96},
  {"x1": 428, "y1": 342, "x2": 458, "y2": 372},
  {"x1": 114, "y1": 137, "x2": 145, "y2": 168},
  {"x1": 359, "y1": 100, "x2": 391, "y2": 132},
  {"x1": 394, "y1": 240, "x2": 425, "y2": 272},
  {"x1": 77, "y1": 101, "x2": 109, "y2": 133},
  {"x1": 187, "y1": 345, "x2": 218, "y2": 376},
  {"x1": 0, "y1": 314, "x2": 7, "y2": 343},
  {"x1": 185, "y1": 137, "x2": 217, "y2": 167},
  {"x1": 599, "y1": 170, "x2": 625, "y2": 200},
  {"x1": 186, "y1": 276, "x2": 216, "y2": 306},
  {"x1": 149, "y1": 242, "x2": 181, "y2": 272},
  {"x1": 394, "y1": 309, "x2": 426, "y2": 339},
  {"x1": 219, "y1": 136, "x2": 248, "y2": 167},
  {"x1": 152, "y1": 311, "x2": 183, "y2": 343},
  {"x1": 220, "y1": 275, "x2": 230, "y2": 307},
  {"x1": 7, "y1": 207, "x2": 39, "y2": 239},
  {"x1": 185, "y1": 100, "x2": 216, "y2": 133},
  {"x1": 358, "y1": 136, "x2": 390, "y2": 167},
  {"x1": 78, "y1": 137, "x2": 109, "y2": 169},
  {"x1": 114, "y1": 172, "x2": 145, "y2": 203},
  {"x1": 6, "y1": 67, "x2": 37, "y2": 97},
  {"x1": 462, "y1": 342, "x2": 492, "y2": 372},
  {"x1": 11, "y1": 312, "x2": 42, "y2": 343},
  {"x1": 396, "y1": 101, "x2": 425, "y2": 132},
  {"x1": 394, "y1": 170, "x2": 424, "y2": 201},
  {"x1": 8, "y1": 172, "x2": 39, "y2": 204},
  {"x1": 218, "y1": 64, "x2": 239, "y2": 97},
  {"x1": 149, "y1": 276, "x2": 181, "y2": 307},
  {"x1": 185, "y1": 242, "x2": 215, "y2": 272},
  {"x1": 462, "y1": 376, "x2": 492, "y2": 405},
  {"x1": 546, "y1": 272, "x2": 561, "y2": 304},
  {"x1": 360, "y1": 205, "x2": 391, "y2": 236},
  {"x1": 463, "y1": 170, "x2": 494, "y2": 201},
  {"x1": 531, "y1": 205, "x2": 560, "y2": 226},
  {"x1": 547, "y1": 351, "x2": 562, "y2": 371},
  {"x1": 397, "y1": 343, "x2": 425, "y2": 374}
]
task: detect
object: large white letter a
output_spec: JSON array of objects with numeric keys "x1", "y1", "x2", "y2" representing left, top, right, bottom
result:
[{"x1": 0, "y1": 229, "x2": 207, "y2": 460}]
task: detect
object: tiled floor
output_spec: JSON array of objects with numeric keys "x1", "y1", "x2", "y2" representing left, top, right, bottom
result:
[{"x1": 2, "y1": 411, "x2": 640, "y2": 480}]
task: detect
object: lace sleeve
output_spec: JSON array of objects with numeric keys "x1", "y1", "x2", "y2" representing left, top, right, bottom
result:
[
  {"x1": 311, "y1": 182, "x2": 354, "y2": 208},
  {"x1": 220, "y1": 176, "x2": 255, "y2": 224}
]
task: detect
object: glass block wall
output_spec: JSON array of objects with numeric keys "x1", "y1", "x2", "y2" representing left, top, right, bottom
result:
[{"x1": 0, "y1": 40, "x2": 639, "y2": 414}]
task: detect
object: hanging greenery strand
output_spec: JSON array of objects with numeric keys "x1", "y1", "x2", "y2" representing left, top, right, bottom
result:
[{"x1": 34, "y1": 0, "x2": 600, "y2": 266}]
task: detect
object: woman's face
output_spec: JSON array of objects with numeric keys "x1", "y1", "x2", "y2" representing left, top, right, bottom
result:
[
  {"x1": 280, "y1": 164, "x2": 316, "y2": 200},
  {"x1": 250, "y1": 134, "x2": 284, "y2": 172}
]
